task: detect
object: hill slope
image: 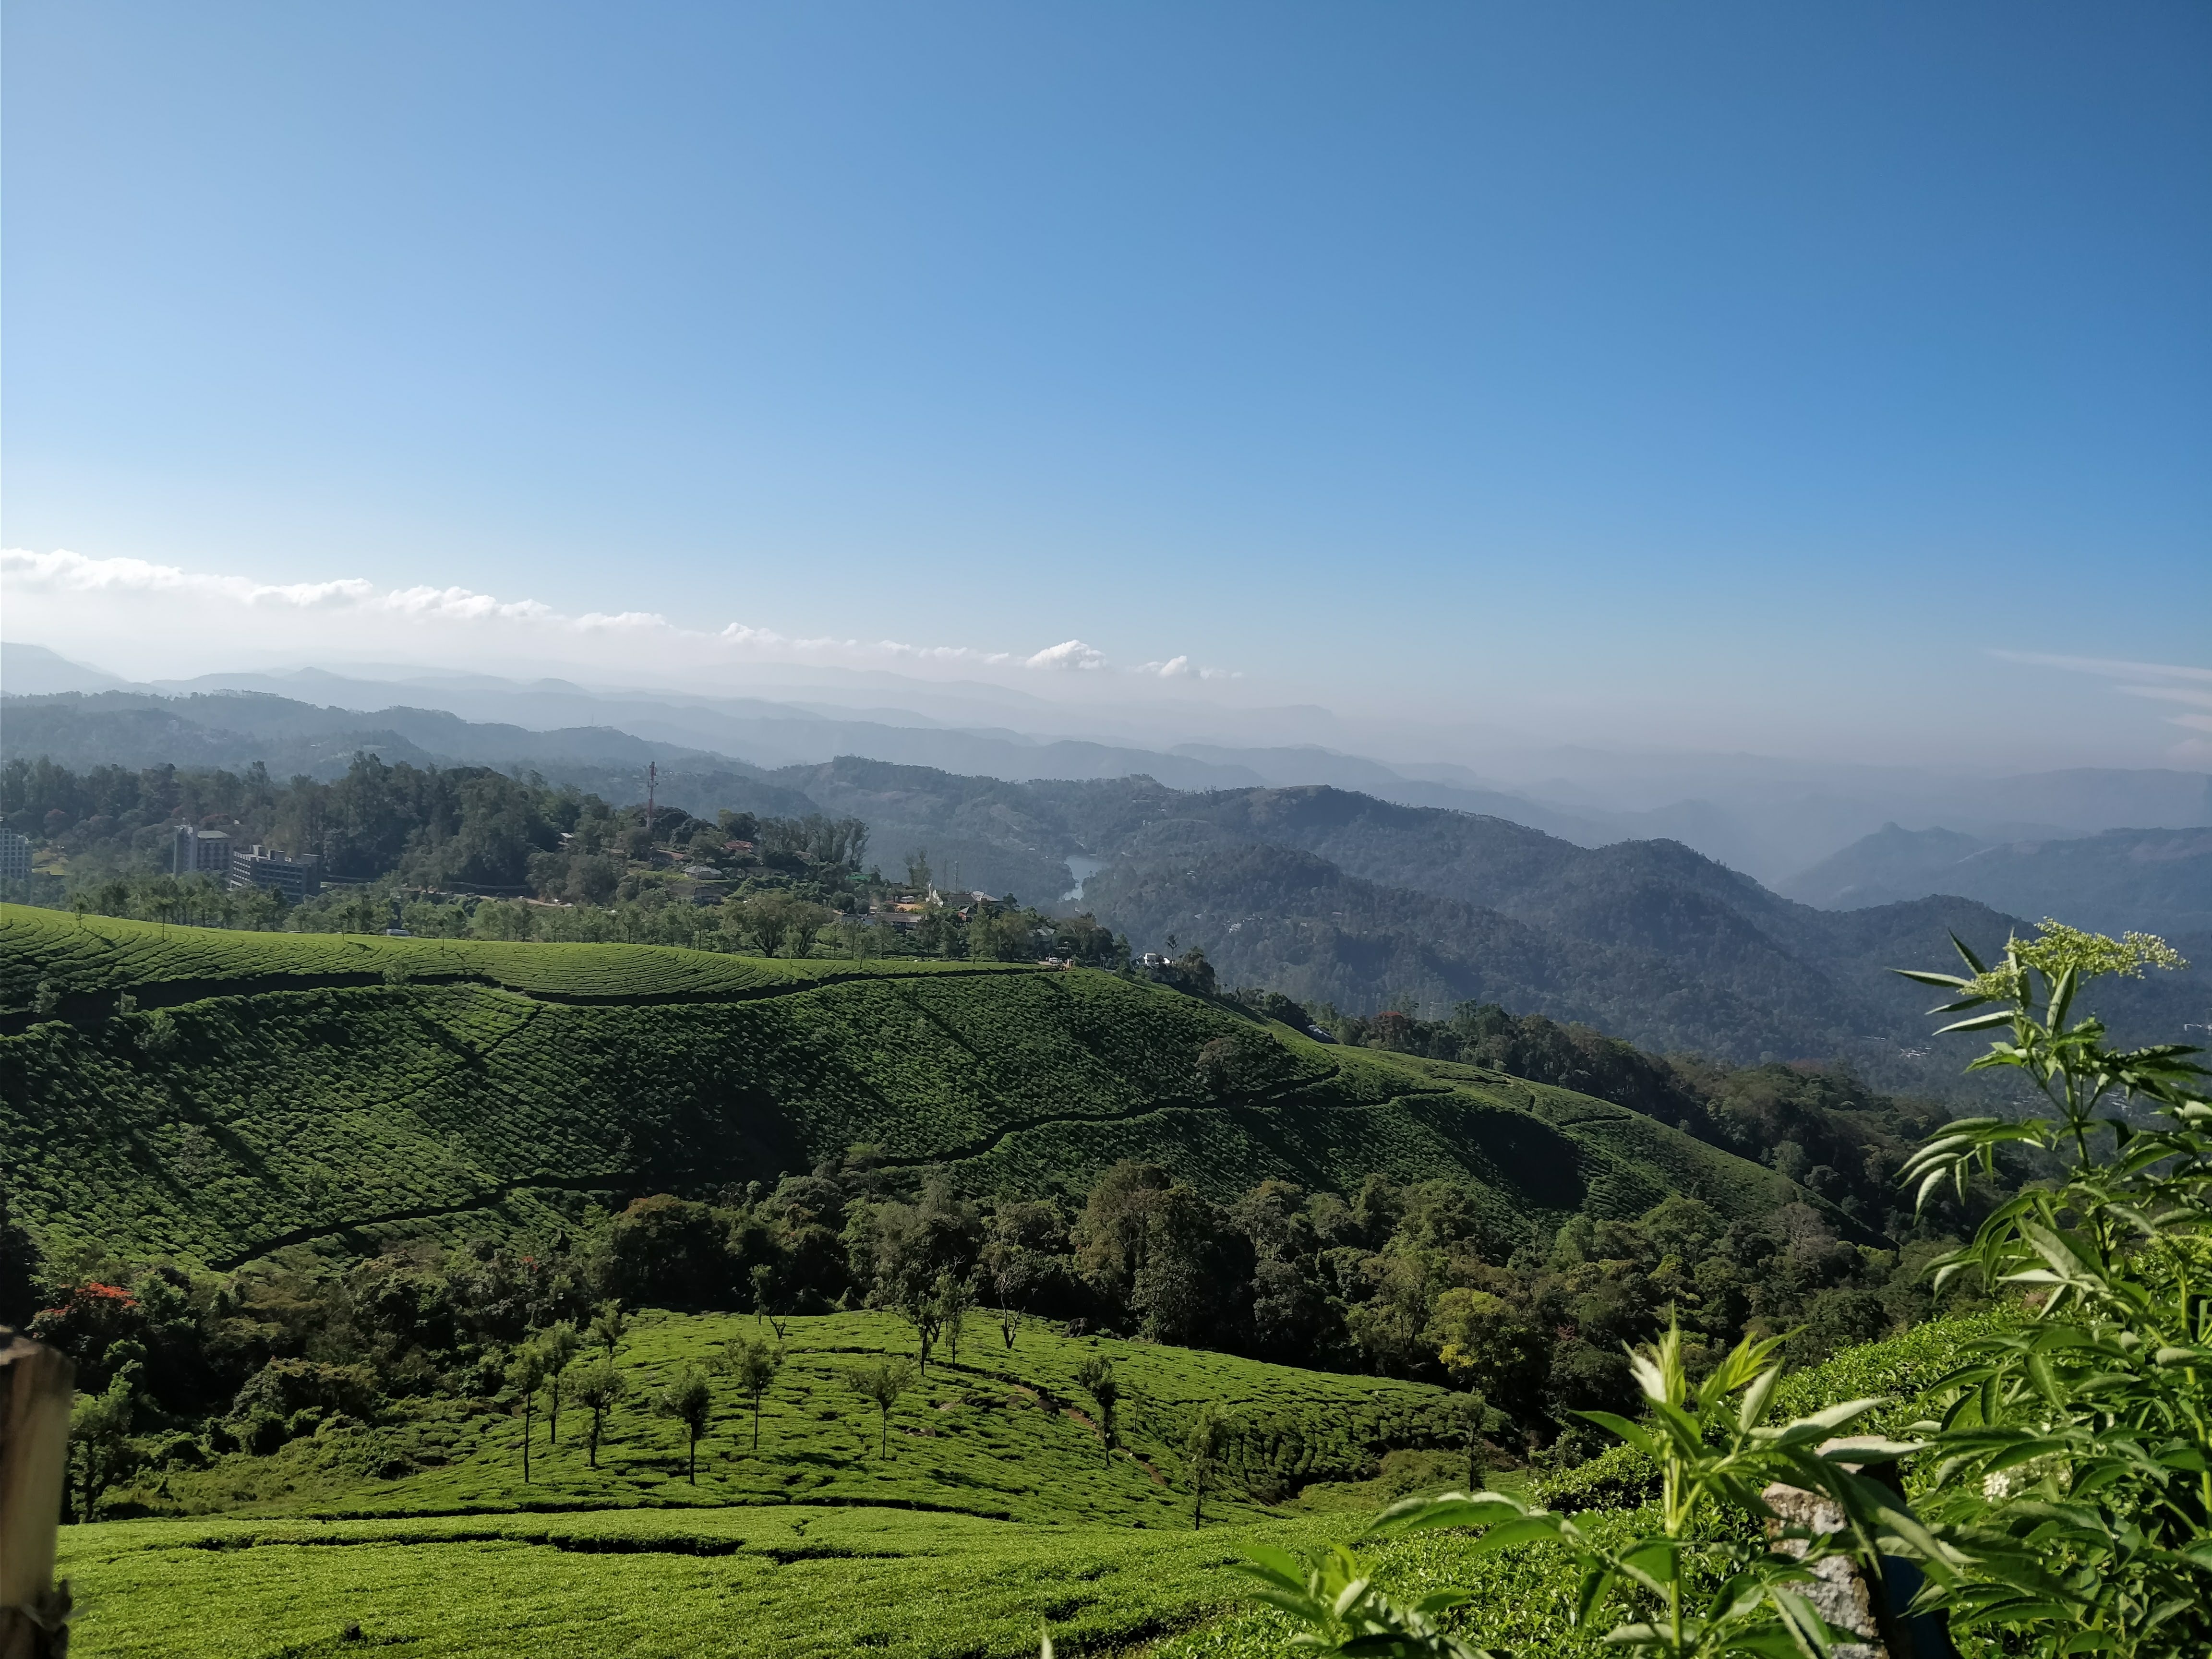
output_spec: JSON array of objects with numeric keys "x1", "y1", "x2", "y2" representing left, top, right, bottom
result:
[
  {"x1": 1063, "y1": 785, "x2": 2206, "y2": 1074},
  {"x1": 61, "y1": 1306, "x2": 1467, "y2": 1659},
  {"x1": 1, "y1": 906, "x2": 1810, "y2": 1276}
]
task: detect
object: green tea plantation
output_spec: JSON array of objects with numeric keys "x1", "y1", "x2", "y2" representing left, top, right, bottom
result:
[{"x1": 1, "y1": 905, "x2": 1810, "y2": 1274}]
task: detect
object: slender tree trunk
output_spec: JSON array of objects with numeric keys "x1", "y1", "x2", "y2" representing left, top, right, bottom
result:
[
  {"x1": 879, "y1": 1409, "x2": 888, "y2": 1458},
  {"x1": 688, "y1": 1433, "x2": 697, "y2": 1484},
  {"x1": 522, "y1": 1404, "x2": 533, "y2": 1483},
  {"x1": 752, "y1": 1399, "x2": 761, "y2": 1451}
]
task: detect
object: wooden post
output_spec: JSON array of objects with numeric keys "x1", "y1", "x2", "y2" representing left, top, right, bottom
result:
[{"x1": 0, "y1": 1331, "x2": 76, "y2": 1659}]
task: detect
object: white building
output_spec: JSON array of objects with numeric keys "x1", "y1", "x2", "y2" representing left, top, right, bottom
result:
[
  {"x1": 172, "y1": 826, "x2": 234, "y2": 876},
  {"x1": 0, "y1": 830, "x2": 30, "y2": 887}
]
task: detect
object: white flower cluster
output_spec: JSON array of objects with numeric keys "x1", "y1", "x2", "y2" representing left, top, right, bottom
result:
[{"x1": 1979, "y1": 1454, "x2": 2070, "y2": 1505}]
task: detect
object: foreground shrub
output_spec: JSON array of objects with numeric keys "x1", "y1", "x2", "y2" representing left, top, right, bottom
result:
[{"x1": 1233, "y1": 920, "x2": 2212, "y2": 1659}]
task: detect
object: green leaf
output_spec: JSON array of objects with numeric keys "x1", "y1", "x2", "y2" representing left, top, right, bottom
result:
[
  {"x1": 1235, "y1": 1545, "x2": 1308, "y2": 1589},
  {"x1": 1365, "y1": 1493, "x2": 1530, "y2": 1537},
  {"x1": 1411, "y1": 1588, "x2": 1475, "y2": 1615},
  {"x1": 1936, "y1": 1009, "x2": 2018, "y2": 1034},
  {"x1": 1572, "y1": 1563, "x2": 1615, "y2": 1628},
  {"x1": 1949, "y1": 932, "x2": 1991, "y2": 974},
  {"x1": 1577, "y1": 1410, "x2": 1657, "y2": 1458},
  {"x1": 1892, "y1": 968, "x2": 1971, "y2": 990},
  {"x1": 1463, "y1": 1516, "x2": 1574, "y2": 1555},
  {"x1": 2048, "y1": 966, "x2": 2078, "y2": 1031}
]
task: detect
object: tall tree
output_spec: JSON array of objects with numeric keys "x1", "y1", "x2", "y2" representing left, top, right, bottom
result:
[
  {"x1": 750, "y1": 1262, "x2": 775, "y2": 1330},
  {"x1": 721, "y1": 1335, "x2": 783, "y2": 1452},
  {"x1": 846, "y1": 1358, "x2": 916, "y2": 1458},
  {"x1": 1443, "y1": 1390, "x2": 1488, "y2": 1492},
  {"x1": 588, "y1": 1299, "x2": 627, "y2": 1361},
  {"x1": 1183, "y1": 1403, "x2": 1227, "y2": 1530},
  {"x1": 69, "y1": 1372, "x2": 136, "y2": 1522},
  {"x1": 934, "y1": 1271, "x2": 975, "y2": 1366},
  {"x1": 506, "y1": 1342, "x2": 549, "y2": 1483},
  {"x1": 539, "y1": 1321, "x2": 581, "y2": 1443},
  {"x1": 654, "y1": 1363, "x2": 714, "y2": 1483},
  {"x1": 569, "y1": 1358, "x2": 627, "y2": 1469},
  {"x1": 1074, "y1": 1354, "x2": 1119, "y2": 1467}
]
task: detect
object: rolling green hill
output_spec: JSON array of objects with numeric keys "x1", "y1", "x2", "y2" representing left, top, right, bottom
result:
[
  {"x1": 0, "y1": 901, "x2": 1004, "y2": 1024},
  {"x1": 60, "y1": 1305, "x2": 1443, "y2": 1659},
  {"x1": 60, "y1": 1305, "x2": 1464, "y2": 1659},
  {"x1": 54, "y1": 1312, "x2": 2000, "y2": 1659},
  {"x1": 1, "y1": 905, "x2": 1811, "y2": 1278},
  {"x1": 105, "y1": 1308, "x2": 1466, "y2": 1526}
]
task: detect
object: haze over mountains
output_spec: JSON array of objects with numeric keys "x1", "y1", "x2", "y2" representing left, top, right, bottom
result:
[
  {"x1": 8, "y1": 638, "x2": 2207, "y2": 1099},
  {"x1": 1781, "y1": 823, "x2": 2212, "y2": 937},
  {"x1": 10, "y1": 641, "x2": 2208, "y2": 881}
]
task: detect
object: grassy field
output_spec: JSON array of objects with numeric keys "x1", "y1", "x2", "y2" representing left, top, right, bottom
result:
[
  {"x1": 0, "y1": 902, "x2": 1010, "y2": 1016},
  {"x1": 65, "y1": 1315, "x2": 1995, "y2": 1659},
  {"x1": 69, "y1": 1310, "x2": 1473, "y2": 1659},
  {"x1": 126, "y1": 1310, "x2": 1464, "y2": 1526},
  {"x1": 1, "y1": 908, "x2": 1809, "y2": 1272},
  {"x1": 60, "y1": 1505, "x2": 1350, "y2": 1659}
]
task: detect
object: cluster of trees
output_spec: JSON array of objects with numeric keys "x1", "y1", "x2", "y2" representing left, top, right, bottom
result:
[
  {"x1": 8, "y1": 754, "x2": 1139, "y2": 968},
  {"x1": 1238, "y1": 995, "x2": 1956, "y2": 1237},
  {"x1": 23, "y1": 1117, "x2": 1989, "y2": 1516},
  {"x1": 2, "y1": 753, "x2": 567, "y2": 890},
  {"x1": 0, "y1": 753, "x2": 856, "y2": 898}
]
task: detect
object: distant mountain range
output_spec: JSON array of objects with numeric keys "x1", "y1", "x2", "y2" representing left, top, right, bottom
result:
[
  {"x1": 1779, "y1": 822, "x2": 2212, "y2": 936},
  {"x1": 4, "y1": 665, "x2": 2206, "y2": 1091},
  {"x1": 8, "y1": 641, "x2": 2208, "y2": 885},
  {"x1": 1051, "y1": 785, "x2": 2207, "y2": 1085}
]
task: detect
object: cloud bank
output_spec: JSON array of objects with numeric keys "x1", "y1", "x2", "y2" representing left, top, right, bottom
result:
[{"x1": 0, "y1": 547, "x2": 1237, "y2": 688}]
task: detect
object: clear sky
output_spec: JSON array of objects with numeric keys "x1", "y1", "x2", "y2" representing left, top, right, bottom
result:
[{"x1": 4, "y1": 2, "x2": 2208, "y2": 767}]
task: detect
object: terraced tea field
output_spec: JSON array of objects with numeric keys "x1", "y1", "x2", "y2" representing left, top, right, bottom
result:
[
  {"x1": 68, "y1": 1310, "x2": 1465, "y2": 1659},
  {"x1": 0, "y1": 903, "x2": 1007, "y2": 1022},
  {"x1": 2, "y1": 906, "x2": 1812, "y2": 1270},
  {"x1": 118, "y1": 1310, "x2": 1462, "y2": 1524},
  {"x1": 62, "y1": 1315, "x2": 1987, "y2": 1659},
  {"x1": 63, "y1": 1505, "x2": 1342, "y2": 1659}
]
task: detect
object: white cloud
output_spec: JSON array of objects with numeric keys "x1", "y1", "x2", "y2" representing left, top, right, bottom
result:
[
  {"x1": 1023, "y1": 639, "x2": 1111, "y2": 672},
  {"x1": 1, "y1": 546, "x2": 1238, "y2": 689},
  {"x1": 1137, "y1": 654, "x2": 1239, "y2": 681}
]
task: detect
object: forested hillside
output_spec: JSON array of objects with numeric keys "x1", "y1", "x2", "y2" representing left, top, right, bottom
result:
[{"x1": 1073, "y1": 787, "x2": 2205, "y2": 1080}]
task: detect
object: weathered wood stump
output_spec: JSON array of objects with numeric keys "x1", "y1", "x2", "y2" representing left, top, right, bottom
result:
[
  {"x1": 1761, "y1": 1437, "x2": 1957, "y2": 1659},
  {"x1": 0, "y1": 1331, "x2": 75, "y2": 1659}
]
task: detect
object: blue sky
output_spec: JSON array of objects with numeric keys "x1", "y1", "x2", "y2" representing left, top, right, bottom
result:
[{"x1": 4, "y1": 2, "x2": 2208, "y2": 765}]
